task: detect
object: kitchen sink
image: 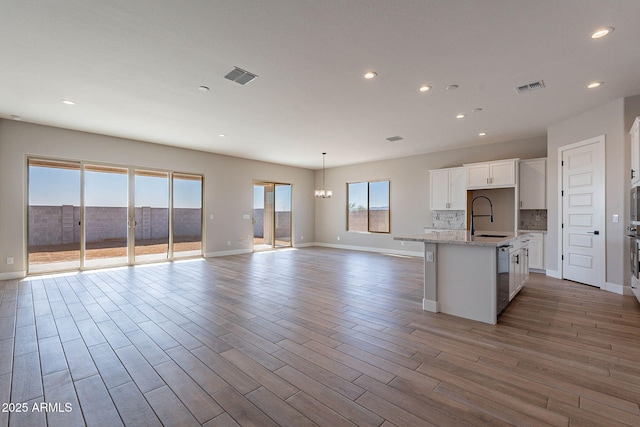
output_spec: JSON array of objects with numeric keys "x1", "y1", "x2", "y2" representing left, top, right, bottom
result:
[{"x1": 475, "y1": 234, "x2": 508, "y2": 238}]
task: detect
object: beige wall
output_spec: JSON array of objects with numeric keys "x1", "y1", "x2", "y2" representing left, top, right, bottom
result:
[
  {"x1": 314, "y1": 136, "x2": 547, "y2": 254},
  {"x1": 0, "y1": 120, "x2": 316, "y2": 278},
  {"x1": 547, "y1": 96, "x2": 640, "y2": 289}
]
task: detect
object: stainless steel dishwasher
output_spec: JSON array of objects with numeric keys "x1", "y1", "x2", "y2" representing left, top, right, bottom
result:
[{"x1": 497, "y1": 245, "x2": 511, "y2": 315}]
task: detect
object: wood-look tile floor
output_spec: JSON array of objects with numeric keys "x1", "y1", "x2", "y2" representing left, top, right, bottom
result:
[{"x1": 1, "y1": 247, "x2": 640, "y2": 426}]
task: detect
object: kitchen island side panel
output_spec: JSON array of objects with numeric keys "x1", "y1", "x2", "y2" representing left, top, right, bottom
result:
[{"x1": 437, "y1": 244, "x2": 498, "y2": 324}]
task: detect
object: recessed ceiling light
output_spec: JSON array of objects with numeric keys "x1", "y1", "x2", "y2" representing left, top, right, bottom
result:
[
  {"x1": 478, "y1": 132, "x2": 487, "y2": 137},
  {"x1": 456, "y1": 114, "x2": 466, "y2": 119},
  {"x1": 11, "y1": 114, "x2": 22, "y2": 121},
  {"x1": 419, "y1": 85, "x2": 431, "y2": 92},
  {"x1": 446, "y1": 84, "x2": 459, "y2": 90},
  {"x1": 61, "y1": 99, "x2": 76, "y2": 105},
  {"x1": 218, "y1": 134, "x2": 225, "y2": 137},
  {"x1": 587, "y1": 81, "x2": 603, "y2": 89},
  {"x1": 364, "y1": 71, "x2": 377, "y2": 79},
  {"x1": 591, "y1": 27, "x2": 614, "y2": 39},
  {"x1": 198, "y1": 85, "x2": 210, "y2": 92}
]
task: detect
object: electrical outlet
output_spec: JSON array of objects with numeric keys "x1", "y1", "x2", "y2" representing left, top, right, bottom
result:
[
  {"x1": 426, "y1": 252, "x2": 434, "y2": 262},
  {"x1": 6, "y1": 257, "x2": 14, "y2": 265},
  {"x1": 337, "y1": 236, "x2": 340, "y2": 241},
  {"x1": 227, "y1": 241, "x2": 231, "y2": 246},
  {"x1": 300, "y1": 236, "x2": 304, "y2": 240}
]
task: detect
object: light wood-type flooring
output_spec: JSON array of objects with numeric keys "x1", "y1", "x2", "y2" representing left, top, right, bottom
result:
[{"x1": 1, "y1": 247, "x2": 640, "y2": 426}]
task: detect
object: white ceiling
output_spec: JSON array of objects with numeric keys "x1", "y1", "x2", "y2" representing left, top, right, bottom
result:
[{"x1": 2, "y1": 0, "x2": 640, "y2": 169}]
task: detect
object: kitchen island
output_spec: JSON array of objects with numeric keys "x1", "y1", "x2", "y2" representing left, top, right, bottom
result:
[{"x1": 395, "y1": 230, "x2": 531, "y2": 324}]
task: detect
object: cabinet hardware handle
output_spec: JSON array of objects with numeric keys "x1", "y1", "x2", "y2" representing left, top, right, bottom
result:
[{"x1": 633, "y1": 169, "x2": 636, "y2": 180}]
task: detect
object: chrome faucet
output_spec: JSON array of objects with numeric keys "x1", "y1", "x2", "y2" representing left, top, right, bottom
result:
[{"x1": 470, "y1": 196, "x2": 494, "y2": 236}]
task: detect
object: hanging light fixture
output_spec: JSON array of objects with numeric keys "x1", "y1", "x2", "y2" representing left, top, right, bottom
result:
[{"x1": 315, "y1": 152, "x2": 332, "y2": 198}]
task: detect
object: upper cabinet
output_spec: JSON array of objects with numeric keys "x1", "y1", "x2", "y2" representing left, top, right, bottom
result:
[
  {"x1": 519, "y1": 158, "x2": 546, "y2": 209},
  {"x1": 464, "y1": 159, "x2": 518, "y2": 189},
  {"x1": 631, "y1": 116, "x2": 640, "y2": 187},
  {"x1": 430, "y1": 167, "x2": 466, "y2": 210}
]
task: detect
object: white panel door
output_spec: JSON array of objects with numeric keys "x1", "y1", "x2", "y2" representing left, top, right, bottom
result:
[{"x1": 562, "y1": 138, "x2": 605, "y2": 287}]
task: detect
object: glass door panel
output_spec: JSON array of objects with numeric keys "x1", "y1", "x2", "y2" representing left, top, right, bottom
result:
[
  {"x1": 274, "y1": 184, "x2": 292, "y2": 248},
  {"x1": 173, "y1": 173, "x2": 203, "y2": 257},
  {"x1": 27, "y1": 159, "x2": 81, "y2": 273},
  {"x1": 84, "y1": 165, "x2": 129, "y2": 268},
  {"x1": 134, "y1": 170, "x2": 169, "y2": 262},
  {"x1": 253, "y1": 183, "x2": 272, "y2": 251}
]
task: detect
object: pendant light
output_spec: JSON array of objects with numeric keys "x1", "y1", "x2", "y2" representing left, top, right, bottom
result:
[{"x1": 315, "y1": 152, "x2": 332, "y2": 198}]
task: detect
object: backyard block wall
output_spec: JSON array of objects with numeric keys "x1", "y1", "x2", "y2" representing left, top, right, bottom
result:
[
  {"x1": 252, "y1": 209, "x2": 292, "y2": 238},
  {"x1": 28, "y1": 206, "x2": 201, "y2": 246}
]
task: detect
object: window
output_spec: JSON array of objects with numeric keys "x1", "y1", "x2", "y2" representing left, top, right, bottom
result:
[{"x1": 347, "y1": 180, "x2": 390, "y2": 233}]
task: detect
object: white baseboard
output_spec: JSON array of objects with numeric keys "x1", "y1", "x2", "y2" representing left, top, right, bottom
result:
[
  {"x1": 423, "y1": 299, "x2": 439, "y2": 313},
  {"x1": 293, "y1": 242, "x2": 315, "y2": 248},
  {"x1": 313, "y1": 242, "x2": 423, "y2": 258},
  {"x1": 545, "y1": 269, "x2": 562, "y2": 279},
  {"x1": 0, "y1": 271, "x2": 26, "y2": 280},
  {"x1": 602, "y1": 282, "x2": 624, "y2": 295},
  {"x1": 204, "y1": 249, "x2": 252, "y2": 258}
]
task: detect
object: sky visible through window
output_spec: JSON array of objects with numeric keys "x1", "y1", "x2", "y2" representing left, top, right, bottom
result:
[
  {"x1": 349, "y1": 181, "x2": 389, "y2": 210},
  {"x1": 29, "y1": 166, "x2": 202, "y2": 208},
  {"x1": 253, "y1": 184, "x2": 291, "y2": 211}
]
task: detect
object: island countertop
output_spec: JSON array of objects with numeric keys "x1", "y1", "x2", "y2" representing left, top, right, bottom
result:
[{"x1": 394, "y1": 230, "x2": 532, "y2": 247}]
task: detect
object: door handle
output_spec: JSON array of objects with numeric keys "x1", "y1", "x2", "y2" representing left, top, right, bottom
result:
[{"x1": 586, "y1": 231, "x2": 600, "y2": 235}]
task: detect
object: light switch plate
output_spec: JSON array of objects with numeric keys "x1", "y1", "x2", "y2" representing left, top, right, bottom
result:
[{"x1": 613, "y1": 214, "x2": 619, "y2": 223}]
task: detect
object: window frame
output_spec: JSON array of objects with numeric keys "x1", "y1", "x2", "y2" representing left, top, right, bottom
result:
[{"x1": 346, "y1": 179, "x2": 390, "y2": 233}]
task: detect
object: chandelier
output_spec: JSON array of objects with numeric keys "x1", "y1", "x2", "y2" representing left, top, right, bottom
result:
[{"x1": 315, "y1": 152, "x2": 332, "y2": 198}]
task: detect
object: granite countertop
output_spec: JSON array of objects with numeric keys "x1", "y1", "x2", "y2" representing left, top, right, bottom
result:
[{"x1": 395, "y1": 230, "x2": 533, "y2": 247}]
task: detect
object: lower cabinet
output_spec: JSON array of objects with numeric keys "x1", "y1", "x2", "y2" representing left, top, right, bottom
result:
[
  {"x1": 509, "y1": 238, "x2": 530, "y2": 301},
  {"x1": 527, "y1": 232, "x2": 545, "y2": 270}
]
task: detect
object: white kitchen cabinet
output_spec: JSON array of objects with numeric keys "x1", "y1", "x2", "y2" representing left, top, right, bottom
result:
[
  {"x1": 631, "y1": 116, "x2": 640, "y2": 186},
  {"x1": 527, "y1": 232, "x2": 544, "y2": 270},
  {"x1": 429, "y1": 167, "x2": 466, "y2": 210},
  {"x1": 519, "y1": 158, "x2": 546, "y2": 209},
  {"x1": 464, "y1": 159, "x2": 518, "y2": 189}
]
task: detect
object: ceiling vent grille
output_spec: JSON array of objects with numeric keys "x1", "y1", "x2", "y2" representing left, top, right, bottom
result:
[
  {"x1": 516, "y1": 80, "x2": 545, "y2": 94},
  {"x1": 386, "y1": 136, "x2": 404, "y2": 142},
  {"x1": 224, "y1": 67, "x2": 258, "y2": 85}
]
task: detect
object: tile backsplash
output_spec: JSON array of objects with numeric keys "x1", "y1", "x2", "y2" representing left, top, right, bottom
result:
[
  {"x1": 432, "y1": 211, "x2": 465, "y2": 229},
  {"x1": 519, "y1": 209, "x2": 547, "y2": 230},
  {"x1": 431, "y1": 209, "x2": 547, "y2": 231}
]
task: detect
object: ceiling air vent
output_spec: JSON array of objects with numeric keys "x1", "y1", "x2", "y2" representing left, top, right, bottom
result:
[
  {"x1": 386, "y1": 136, "x2": 404, "y2": 142},
  {"x1": 224, "y1": 67, "x2": 258, "y2": 85},
  {"x1": 516, "y1": 80, "x2": 545, "y2": 94}
]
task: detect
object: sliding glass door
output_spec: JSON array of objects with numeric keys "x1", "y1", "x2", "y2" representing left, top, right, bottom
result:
[
  {"x1": 274, "y1": 184, "x2": 292, "y2": 248},
  {"x1": 27, "y1": 159, "x2": 81, "y2": 273},
  {"x1": 253, "y1": 181, "x2": 291, "y2": 251},
  {"x1": 84, "y1": 165, "x2": 129, "y2": 268},
  {"x1": 134, "y1": 170, "x2": 169, "y2": 263},
  {"x1": 27, "y1": 158, "x2": 203, "y2": 273},
  {"x1": 173, "y1": 173, "x2": 203, "y2": 257}
]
